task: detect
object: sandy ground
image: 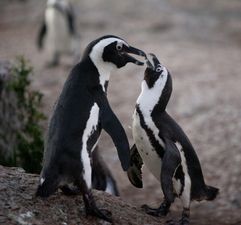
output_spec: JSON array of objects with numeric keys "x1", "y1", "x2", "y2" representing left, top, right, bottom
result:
[{"x1": 1, "y1": 0, "x2": 241, "y2": 224}]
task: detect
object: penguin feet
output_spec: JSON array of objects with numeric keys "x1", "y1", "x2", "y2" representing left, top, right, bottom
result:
[
  {"x1": 177, "y1": 216, "x2": 189, "y2": 225},
  {"x1": 60, "y1": 185, "x2": 81, "y2": 196},
  {"x1": 83, "y1": 192, "x2": 112, "y2": 223},
  {"x1": 86, "y1": 206, "x2": 112, "y2": 223},
  {"x1": 141, "y1": 201, "x2": 170, "y2": 217},
  {"x1": 166, "y1": 208, "x2": 189, "y2": 225},
  {"x1": 45, "y1": 60, "x2": 59, "y2": 68},
  {"x1": 166, "y1": 217, "x2": 189, "y2": 225},
  {"x1": 45, "y1": 53, "x2": 60, "y2": 68}
]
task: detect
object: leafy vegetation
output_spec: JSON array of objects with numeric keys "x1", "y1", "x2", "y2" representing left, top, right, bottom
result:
[{"x1": 0, "y1": 57, "x2": 45, "y2": 173}]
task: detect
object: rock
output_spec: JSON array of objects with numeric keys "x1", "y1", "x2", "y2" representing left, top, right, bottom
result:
[{"x1": 0, "y1": 165, "x2": 163, "y2": 225}]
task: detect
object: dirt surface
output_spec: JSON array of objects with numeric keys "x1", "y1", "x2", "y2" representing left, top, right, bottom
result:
[
  {"x1": 1, "y1": 0, "x2": 241, "y2": 224},
  {"x1": 0, "y1": 165, "x2": 166, "y2": 225}
]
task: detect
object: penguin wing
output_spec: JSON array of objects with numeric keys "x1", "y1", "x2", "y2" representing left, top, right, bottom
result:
[
  {"x1": 37, "y1": 20, "x2": 47, "y2": 50},
  {"x1": 90, "y1": 87, "x2": 130, "y2": 171},
  {"x1": 161, "y1": 138, "x2": 181, "y2": 203},
  {"x1": 127, "y1": 144, "x2": 143, "y2": 188}
]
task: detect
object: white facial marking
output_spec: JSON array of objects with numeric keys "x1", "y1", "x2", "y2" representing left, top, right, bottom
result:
[
  {"x1": 81, "y1": 103, "x2": 100, "y2": 189},
  {"x1": 132, "y1": 111, "x2": 163, "y2": 180},
  {"x1": 176, "y1": 142, "x2": 191, "y2": 208},
  {"x1": 40, "y1": 177, "x2": 45, "y2": 185},
  {"x1": 89, "y1": 38, "x2": 128, "y2": 92}
]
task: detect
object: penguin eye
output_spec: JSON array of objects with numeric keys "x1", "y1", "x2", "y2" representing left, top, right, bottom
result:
[
  {"x1": 116, "y1": 43, "x2": 123, "y2": 51},
  {"x1": 156, "y1": 67, "x2": 162, "y2": 73}
]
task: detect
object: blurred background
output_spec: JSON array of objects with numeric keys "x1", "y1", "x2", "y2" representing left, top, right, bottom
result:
[{"x1": 0, "y1": 0, "x2": 241, "y2": 224}]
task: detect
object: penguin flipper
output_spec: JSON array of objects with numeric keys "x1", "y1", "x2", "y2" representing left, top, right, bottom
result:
[
  {"x1": 91, "y1": 87, "x2": 130, "y2": 171},
  {"x1": 161, "y1": 139, "x2": 181, "y2": 203},
  {"x1": 37, "y1": 20, "x2": 46, "y2": 50},
  {"x1": 127, "y1": 144, "x2": 143, "y2": 188}
]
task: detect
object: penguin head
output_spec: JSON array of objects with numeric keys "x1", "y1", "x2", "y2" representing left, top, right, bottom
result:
[
  {"x1": 85, "y1": 35, "x2": 146, "y2": 72},
  {"x1": 47, "y1": 0, "x2": 68, "y2": 8},
  {"x1": 144, "y1": 53, "x2": 170, "y2": 89},
  {"x1": 143, "y1": 53, "x2": 172, "y2": 110}
]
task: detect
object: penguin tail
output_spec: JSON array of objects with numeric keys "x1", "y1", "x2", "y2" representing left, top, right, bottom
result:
[{"x1": 205, "y1": 185, "x2": 219, "y2": 201}]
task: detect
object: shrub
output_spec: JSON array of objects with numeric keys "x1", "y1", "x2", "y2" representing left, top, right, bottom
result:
[{"x1": 0, "y1": 57, "x2": 45, "y2": 173}]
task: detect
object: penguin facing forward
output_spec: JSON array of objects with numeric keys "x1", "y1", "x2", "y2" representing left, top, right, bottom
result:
[
  {"x1": 92, "y1": 146, "x2": 119, "y2": 196},
  {"x1": 36, "y1": 35, "x2": 145, "y2": 222},
  {"x1": 127, "y1": 53, "x2": 219, "y2": 225},
  {"x1": 37, "y1": 0, "x2": 80, "y2": 67}
]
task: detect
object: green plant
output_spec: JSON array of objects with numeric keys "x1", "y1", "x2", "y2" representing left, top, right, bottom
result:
[{"x1": 0, "y1": 57, "x2": 45, "y2": 173}]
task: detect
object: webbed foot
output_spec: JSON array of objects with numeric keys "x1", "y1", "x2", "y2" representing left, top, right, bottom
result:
[
  {"x1": 83, "y1": 192, "x2": 112, "y2": 223},
  {"x1": 166, "y1": 208, "x2": 189, "y2": 225},
  {"x1": 166, "y1": 218, "x2": 189, "y2": 225},
  {"x1": 60, "y1": 185, "x2": 81, "y2": 196},
  {"x1": 142, "y1": 200, "x2": 170, "y2": 217},
  {"x1": 86, "y1": 206, "x2": 112, "y2": 223}
]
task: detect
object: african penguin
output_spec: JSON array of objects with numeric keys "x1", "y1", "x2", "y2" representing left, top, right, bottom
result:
[
  {"x1": 37, "y1": 0, "x2": 80, "y2": 67},
  {"x1": 127, "y1": 53, "x2": 219, "y2": 225},
  {"x1": 36, "y1": 35, "x2": 145, "y2": 222},
  {"x1": 92, "y1": 146, "x2": 119, "y2": 196}
]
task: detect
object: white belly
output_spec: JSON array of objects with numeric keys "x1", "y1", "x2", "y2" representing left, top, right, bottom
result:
[
  {"x1": 81, "y1": 103, "x2": 100, "y2": 188},
  {"x1": 45, "y1": 8, "x2": 71, "y2": 53},
  {"x1": 132, "y1": 110, "x2": 189, "y2": 197},
  {"x1": 132, "y1": 111, "x2": 162, "y2": 181}
]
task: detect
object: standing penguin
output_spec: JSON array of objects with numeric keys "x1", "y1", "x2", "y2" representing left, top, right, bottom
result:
[
  {"x1": 128, "y1": 53, "x2": 219, "y2": 225},
  {"x1": 36, "y1": 35, "x2": 145, "y2": 222},
  {"x1": 37, "y1": 0, "x2": 80, "y2": 66}
]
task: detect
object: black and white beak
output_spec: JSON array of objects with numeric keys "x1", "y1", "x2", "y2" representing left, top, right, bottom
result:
[{"x1": 122, "y1": 45, "x2": 146, "y2": 65}]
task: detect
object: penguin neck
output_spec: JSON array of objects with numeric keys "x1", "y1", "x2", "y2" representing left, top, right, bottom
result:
[
  {"x1": 89, "y1": 52, "x2": 116, "y2": 93},
  {"x1": 137, "y1": 73, "x2": 171, "y2": 116},
  {"x1": 153, "y1": 75, "x2": 172, "y2": 114}
]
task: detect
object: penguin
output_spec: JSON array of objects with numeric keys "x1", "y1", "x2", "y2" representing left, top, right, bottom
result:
[
  {"x1": 92, "y1": 146, "x2": 119, "y2": 196},
  {"x1": 127, "y1": 53, "x2": 219, "y2": 225},
  {"x1": 36, "y1": 35, "x2": 146, "y2": 222},
  {"x1": 37, "y1": 0, "x2": 80, "y2": 67}
]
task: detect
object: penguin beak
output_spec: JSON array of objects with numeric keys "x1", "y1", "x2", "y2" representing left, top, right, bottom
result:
[{"x1": 122, "y1": 45, "x2": 146, "y2": 66}]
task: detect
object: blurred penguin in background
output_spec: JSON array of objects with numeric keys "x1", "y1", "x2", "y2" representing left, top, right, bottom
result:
[{"x1": 37, "y1": 0, "x2": 80, "y2": 67}]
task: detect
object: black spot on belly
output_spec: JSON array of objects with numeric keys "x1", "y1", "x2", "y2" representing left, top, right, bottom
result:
[
  {"x1": 136, "y1": 105, "x2": 164, "y2": 158},
  {"x1": 104, "y1": 81, "x2": 109, "y2": 92},
  {"x1": 140, "y1": 137, "x2": 143, "y2": 140},
  {"x1": 145, "y1": 152, "x2": 149, "y2": 156}
]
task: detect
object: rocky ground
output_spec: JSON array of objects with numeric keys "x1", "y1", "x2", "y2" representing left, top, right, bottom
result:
[{"x1": 1, "y1": 0, "x2": 241, "y2": 224}]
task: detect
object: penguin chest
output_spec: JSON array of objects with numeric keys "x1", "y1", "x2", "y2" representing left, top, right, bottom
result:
[
  {"x1": 45, "y1": 8, "x2": 71, "y2": 53},
  {"x1": 132, "y1": 111, "x2": 162, "y2": 180}
]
